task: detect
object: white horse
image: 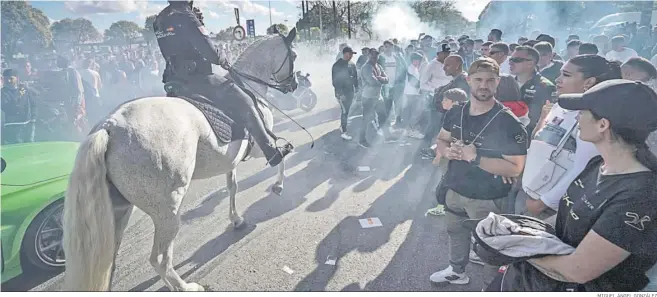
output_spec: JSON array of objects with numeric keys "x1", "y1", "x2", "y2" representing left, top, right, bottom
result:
[{"x1": 63, "y1": 29, "x2": 298, "y2": 291}]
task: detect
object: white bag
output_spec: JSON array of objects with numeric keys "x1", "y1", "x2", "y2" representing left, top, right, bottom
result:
[{"x1": 522, "y1": 107, "x2": 578, "y2": 201}]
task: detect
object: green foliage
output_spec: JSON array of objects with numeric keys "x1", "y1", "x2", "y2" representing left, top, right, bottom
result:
[
  {"x1": 215, "y1": 26, "x2": 235, "y2": 41},
  {"x1": 296, "y1": 1, "x2": 383, "y2": 40},
  {"x1": 142, "y1": 15, "x2": 158, "y2": 44},
  {"x1": 410, "y1": 1, "x2": 473, "y2": 36},
  {"x1": 51, "y1": 18, "x2": 101, "y2": 46},
  {"x1": 1, "y1": 1, "x2": 53, "y2": 57},
  {"x1": 266, "y1": 23, "x2": 289, "y2": 35},
  {"x1": 104, "y1": 20, "x2": 142, "y2": 45}
]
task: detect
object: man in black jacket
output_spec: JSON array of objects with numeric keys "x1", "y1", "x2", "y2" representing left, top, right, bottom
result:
[{"x1": 332, "y1": 46, "x2": 359, "y2": 140}]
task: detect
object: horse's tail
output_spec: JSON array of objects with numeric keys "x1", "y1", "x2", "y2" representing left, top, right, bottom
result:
[{"x1": 63, "y1": 128, "x2": 115, "y2": 291}]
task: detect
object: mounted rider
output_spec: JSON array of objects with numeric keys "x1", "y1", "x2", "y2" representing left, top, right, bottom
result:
[{"x1": 153, "y1": 0, "x2": 293, "y2": 166}]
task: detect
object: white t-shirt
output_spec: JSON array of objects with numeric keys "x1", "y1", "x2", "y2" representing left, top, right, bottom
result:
[
  {"x1": 651, "y1": 54, "x2": 657, "y2": 69},
  {"x1": 404, "y1": 64, "x2": 421, "y2": 95},
  {"x1": 419, "y1": 59, "x2": 450, "y2": 92},
  {"x1": 605, "y1": 48, "x2": 639, "y2": 63},
  {"x1": 499, "y1": 58, "x2": 511, "y2": 75},
  {"x1": 525, "y1": 104, "x2": 600, "y2": 210},
  {"x1": 382, "y1": 52, "x2": 397, "y2": 83}
]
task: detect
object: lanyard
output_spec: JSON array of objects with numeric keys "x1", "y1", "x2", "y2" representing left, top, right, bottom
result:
[{"x1": 459, "y1": 102, "x2": 504, "y2": 145}]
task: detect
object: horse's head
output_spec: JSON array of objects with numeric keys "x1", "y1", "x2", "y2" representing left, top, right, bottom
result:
[{"x1": 269, "y1": 28, "x2": 298, "y2": 93}]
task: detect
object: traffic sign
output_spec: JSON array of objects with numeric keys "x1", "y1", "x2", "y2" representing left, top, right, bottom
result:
[
  {"x1": 233, "y1": 26, "x2": 246, "y2": 41},
  {"x1": 246, "y1": 19, "x2": 255, "y2": 38}
]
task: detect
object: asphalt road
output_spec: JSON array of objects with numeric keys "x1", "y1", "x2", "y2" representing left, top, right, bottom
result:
[{"x1": 3, "y1": 55, "x2": 485, "y2": 292}]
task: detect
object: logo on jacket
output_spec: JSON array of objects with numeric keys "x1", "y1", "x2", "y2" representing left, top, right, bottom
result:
[{"x1": 624, "y1": 212, "x2": 651, "y2": 231}]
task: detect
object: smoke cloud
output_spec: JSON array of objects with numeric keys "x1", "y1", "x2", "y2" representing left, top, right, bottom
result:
[{"x1": 371, "y1": 3, "x2": 433, "y2": 41}]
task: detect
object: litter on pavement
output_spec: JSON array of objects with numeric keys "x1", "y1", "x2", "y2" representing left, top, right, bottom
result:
[
  {"x1": 282, "y1": 265, "x2": 294, "y2": 274},
  {"x1": 357, "y1": 166, "x2": 371, "y2": 172},
  {"x1": 359, "y1": 217, "x2": 383, "y2": 228},
  {"x1": 325, "y1": 255, "x2": 337, "y2": 266}
]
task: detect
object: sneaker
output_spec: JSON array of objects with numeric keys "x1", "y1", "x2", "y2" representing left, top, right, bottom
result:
[
  {"x1": 384, "y1": 134, "x2": 400, "y2": 143},
  {"x1": 341, "y1": 133, "x2": 353, "y2": 141},
  {"x1": 409, "y1": 130, "x2": 425, "y2": 139},
  {"x1": 425, "y1": 205, "x2": 445, "y2": 216},
  {"x1": 469, "y1": 250, "x2": 485, "y2": 266},
  {"x1": 420, "y1": 147, "x2": 437, "y2": 159},
  {"x1": 359, "y1": 140, "x2": 371, "y2": 148},
  {"x1": 429, "y1": 265, "x2": 470, "y2": 285}
]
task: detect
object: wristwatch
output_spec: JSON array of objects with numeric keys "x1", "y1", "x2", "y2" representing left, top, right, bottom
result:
[{"x1": 470, "y1": 153, "x2": 481, "y2": 166}]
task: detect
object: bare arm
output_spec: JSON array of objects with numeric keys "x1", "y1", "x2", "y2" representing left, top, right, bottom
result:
[
  {"x1": 528, "y1": 230, "x2": 630, "y2": 284},
  {"x1": 526, "y1": 198, "x2": 549, "y2": 216},
  {"x1": 436, "y1": 128, "x2": 452, "y2": 157}
]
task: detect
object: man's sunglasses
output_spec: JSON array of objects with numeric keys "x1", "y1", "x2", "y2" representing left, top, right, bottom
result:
[
  {"x1": 509, "y1": 57, "x2": 533, "y2": 63},
  {"x1": 489, "y1": 51, "x2": 502, "y2": 56}
]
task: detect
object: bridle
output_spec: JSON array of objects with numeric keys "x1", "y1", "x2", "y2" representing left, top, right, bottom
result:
[{"x1": 224, "y1": 34, "x2": 296, "y2": 94}]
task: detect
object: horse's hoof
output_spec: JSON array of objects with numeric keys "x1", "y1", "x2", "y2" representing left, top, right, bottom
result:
[
  {"x1": 233, "y1": 217, "x2": 245, "y2": 229},
  {"x1": 272, "y1": 184, "x2": 284, "y2": 195},
  {"x1": 182, "y1": 282, "x2": 205, "y2": 292}
]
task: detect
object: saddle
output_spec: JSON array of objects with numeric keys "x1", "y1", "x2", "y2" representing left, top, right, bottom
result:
[{"x1": 164, "y1": 81, "x2": 254, "y2": 160}]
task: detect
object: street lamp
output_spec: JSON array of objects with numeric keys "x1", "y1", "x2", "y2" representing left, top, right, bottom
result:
[{"x1": 268, "y1": 0, "x2": 273, "y2": 27}]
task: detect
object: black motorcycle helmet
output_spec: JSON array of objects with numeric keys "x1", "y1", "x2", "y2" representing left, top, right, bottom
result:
[{"x1": 462, "y1": 214, "x2": 558, "y2": 267}]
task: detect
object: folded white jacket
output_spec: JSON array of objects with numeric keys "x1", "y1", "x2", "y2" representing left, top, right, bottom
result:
[{"x1": 475, "y1": 213, "x2": 575, "y2": 259}]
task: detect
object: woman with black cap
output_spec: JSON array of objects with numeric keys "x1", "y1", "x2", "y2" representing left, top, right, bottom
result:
[{"x1": 500, "y1": 79, "x2": 657, "y2": 291}]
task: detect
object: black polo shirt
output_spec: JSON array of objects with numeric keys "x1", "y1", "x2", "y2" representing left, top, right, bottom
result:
[{"x1": 442, "y1": 101, "x2": 528, "y2": 200}]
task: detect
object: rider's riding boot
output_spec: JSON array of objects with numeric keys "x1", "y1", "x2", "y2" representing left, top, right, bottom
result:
[{"x1": 242, "y1": 104, "x2": 293, "y2": 167}]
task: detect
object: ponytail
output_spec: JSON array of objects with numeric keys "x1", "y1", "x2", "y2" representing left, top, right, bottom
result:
[
  {"x1": 569, "y1": 55, "x2": 622, "y2": 84},
  {"x1": 635, "y1": 142, "x2": 657, "y2": 172}
]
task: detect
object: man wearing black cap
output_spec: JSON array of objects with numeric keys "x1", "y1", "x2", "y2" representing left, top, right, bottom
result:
[
  {"x1": 332, "y1": 46, "x2": 360, "y2": 141},
  {"x1": 1, "y1": 69, "x2": 37, "y2": 144},
  {"x1": 460, "y1": 39, "x2": 480, "y2": 70}
]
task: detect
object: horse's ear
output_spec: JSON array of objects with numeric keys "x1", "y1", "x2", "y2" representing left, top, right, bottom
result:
[{"x1": 284, "y1": 27, "x2": 297, "y2": 44}]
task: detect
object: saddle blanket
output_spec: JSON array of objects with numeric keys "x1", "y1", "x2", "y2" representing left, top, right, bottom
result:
[{"x1": 177, "y1": 95, "x2": 247, "y2": 144}]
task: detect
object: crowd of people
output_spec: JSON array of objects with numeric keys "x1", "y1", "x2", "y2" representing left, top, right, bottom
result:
[
  {"x1": 0, "y1": 41, "x2": 250, "y2": 145},
  {"x1": 332, "y1": 27, "x2": 657, "y2": 291}
]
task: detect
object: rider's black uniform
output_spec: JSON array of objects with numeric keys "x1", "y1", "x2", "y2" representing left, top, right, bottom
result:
[{"x1": 153, "y1": 1, "x2": 291, "y2": 166}]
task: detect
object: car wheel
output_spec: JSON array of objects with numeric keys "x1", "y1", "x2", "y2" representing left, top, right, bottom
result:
[{"x1": 21, "y1": 199, "x2": 65, "y2": 271}]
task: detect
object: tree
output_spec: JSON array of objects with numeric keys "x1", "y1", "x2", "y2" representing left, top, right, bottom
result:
[
  {"x1": 266, "y1": 23, "x2": 289, "y2": 35},
  {"x1": 51, "y1": 18, "x2": 101, "y2": 47},
  {"x1": 142, "y1": 15, "x2": 158, "y2": 45},
  {"x1": 104, "y1": 20, "x2": 142, "y2": 46},
  {"x1": 296, "y1": 1, "x2": 382, "y2": 40},
  {"x1": 411, "y1": 1, "x2": 473, "y2": 36},
  {"x1": 214, "y1": 27, "x2": 235, "y2": 41},
  {"x1": 1, "y1": 1, "x2": 52, "y2": 57}
]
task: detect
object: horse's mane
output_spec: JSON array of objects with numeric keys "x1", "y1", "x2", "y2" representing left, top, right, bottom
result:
[{"x1": 234, "y1": 35, "x2": 282, "y2": 65}]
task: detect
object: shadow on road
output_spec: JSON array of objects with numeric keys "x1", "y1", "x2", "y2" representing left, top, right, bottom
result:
[
  {"x1": 1, "y1": 268, "x2": 61, "y2": 292},
  {"x1": 293, "y1": 140, "x2": 438, "y2": 291},
  {"x1": 133, "y1": 131, "x2": 372, "y2": 291}
]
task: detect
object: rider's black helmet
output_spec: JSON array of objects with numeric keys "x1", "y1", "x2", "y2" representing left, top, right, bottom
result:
[{"x1": 168, "y1": 0, "x2": 193, "y2": 6}]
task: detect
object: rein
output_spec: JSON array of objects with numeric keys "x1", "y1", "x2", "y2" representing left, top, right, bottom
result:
[{"x1": 220, "y1": 35, "x2": 315, "y2": 149}]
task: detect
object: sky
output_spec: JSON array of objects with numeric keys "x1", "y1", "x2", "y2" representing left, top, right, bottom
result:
[{"x1": 29, "y1": 0, "x2": 490, "y2": 36}]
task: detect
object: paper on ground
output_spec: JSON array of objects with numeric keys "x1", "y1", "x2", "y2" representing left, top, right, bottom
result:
[
  {"x1": 357, "y1": 166, "x2": 371, "y2": 172},
  {"x1": 359, "y1": 217, "x2": 383, "y2": 228},
  {"x1": 282, "y1": 265, "x2": 294, "y2": 274},
  {"x1": 325, "y1": 255, "x2": 337, "y2": 266}
]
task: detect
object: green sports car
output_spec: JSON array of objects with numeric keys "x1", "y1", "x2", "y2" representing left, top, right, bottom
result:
[{"x1": 1, "y1": 141, "x2": 79, "y2": 283}]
